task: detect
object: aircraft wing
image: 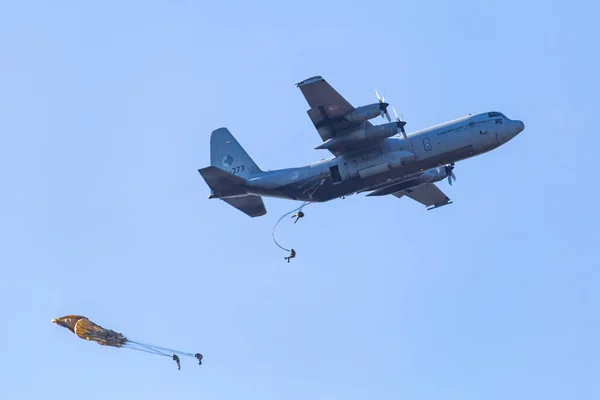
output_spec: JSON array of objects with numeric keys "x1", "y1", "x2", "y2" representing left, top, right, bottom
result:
[
  {"x1": 392, "y1": 183, "x2": 453, "y2": 210},
  {"x1": 296, "y1": 76, "x2": 373, "y2": 154}
]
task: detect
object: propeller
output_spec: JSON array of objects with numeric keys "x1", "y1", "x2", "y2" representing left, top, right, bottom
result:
[
  {"x1": 375, "y1": 90, "x2": 391, "y2": 122},
  {"x1": 392, "y1": 106, "x2": 408, "y2": 140},
  {"x1": 445, "y1": 163, "x2": 456, "y2": 186}
]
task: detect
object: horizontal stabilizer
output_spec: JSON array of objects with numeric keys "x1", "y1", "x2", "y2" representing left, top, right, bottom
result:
[
  {"x1": 198, "y1": 166, "x2": 247, "y2": 198},
  {"x1": 198, "y1": 166, "x2": 267, "y2": 217},
  {"x1": 221, "y1": 195, "x2": 266, "y2": 217}
]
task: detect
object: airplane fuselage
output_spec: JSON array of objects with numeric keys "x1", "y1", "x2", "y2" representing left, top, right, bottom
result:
[{"x1": 240, "y1": 111, "x2": 524, "y2": 203}]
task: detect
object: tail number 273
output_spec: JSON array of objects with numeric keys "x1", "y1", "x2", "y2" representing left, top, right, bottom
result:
[{"x1": 230, "y1": 165, "x2": 245, "y2": 174}]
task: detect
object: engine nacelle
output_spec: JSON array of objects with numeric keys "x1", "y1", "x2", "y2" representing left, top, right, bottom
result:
[
  {"x1": 315, "y1": 122, "x2": 398, "y2": 152},
  {"x1": 342, "y1": 103, "x2": 382, "y2": 123},
  {"x1": 423, "y1": 166, "x2": 451, "y2": 183}
]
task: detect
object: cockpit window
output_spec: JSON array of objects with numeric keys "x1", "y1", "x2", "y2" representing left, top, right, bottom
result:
[{"x1": 488, "y1": 112, "x2": 505, "y2": 118}]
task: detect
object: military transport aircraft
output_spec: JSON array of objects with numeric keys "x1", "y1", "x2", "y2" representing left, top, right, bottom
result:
[{"x1": 198, "y1": 76, "x2": 524, "y2": 217}]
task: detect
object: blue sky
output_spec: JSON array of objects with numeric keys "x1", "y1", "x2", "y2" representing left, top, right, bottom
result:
[{"x1": 1, "y1": 1, "x2": 598, "y2": 399}]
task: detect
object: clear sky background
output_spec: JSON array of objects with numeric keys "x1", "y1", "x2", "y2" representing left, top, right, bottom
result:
[{"x1": 1, "y1": 1, "x2": 598, "y2": 399}]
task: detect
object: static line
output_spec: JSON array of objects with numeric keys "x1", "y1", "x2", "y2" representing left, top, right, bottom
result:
[{"x1": 272, "y1": 201, "x2": 310, "y2": 252}]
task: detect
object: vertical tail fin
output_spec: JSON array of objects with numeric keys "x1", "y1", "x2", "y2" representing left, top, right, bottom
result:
[
  {"x1": 211, "y1": 128, "x2": 261, "y2": 179},
  {"x1": 200, "y1": 128, "x2": 267, "y2": 217}
]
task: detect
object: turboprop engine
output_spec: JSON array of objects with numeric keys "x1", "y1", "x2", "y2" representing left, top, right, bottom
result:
[
  {"x1": 342, "y1": 102, "x2": 390, "y2": 123},
  {"x1": 401, "y1": 164, "x2": 456, "y2": 186}
]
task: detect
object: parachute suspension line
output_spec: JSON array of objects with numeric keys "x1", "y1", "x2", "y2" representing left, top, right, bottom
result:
[
  {"x1": 126, "y1": 339, "x2": 197, "y2": 358},
  {"x1": 124, "y1": 341, "x2": 173, "y2": 357},
  {"x1": 123, "y1": 343, "x2": 171, "y2": 357},
  {"x1": 272, "y1": 201, "x2": 311, "y2": 252}
]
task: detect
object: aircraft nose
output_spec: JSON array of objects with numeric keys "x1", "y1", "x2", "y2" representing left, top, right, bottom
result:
[
  {"x1": 497, "y1": 119, "x2": 525, "y2": 145},
  {"x1": 514, "y1": 120, "x2": 525, "y2": 134}
]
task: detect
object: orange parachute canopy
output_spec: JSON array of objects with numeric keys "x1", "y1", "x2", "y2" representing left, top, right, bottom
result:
[{"x1": 52, "y1": 315, "x2": 203, "y2": 369}]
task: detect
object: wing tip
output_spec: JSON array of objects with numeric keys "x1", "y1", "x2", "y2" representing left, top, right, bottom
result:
[
  {"x1": 296, "y1": 76, "x2": 324, "y2": 87},
  {"x1": 426, "y1": 200, "x2": 453, "y2": 211}
]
